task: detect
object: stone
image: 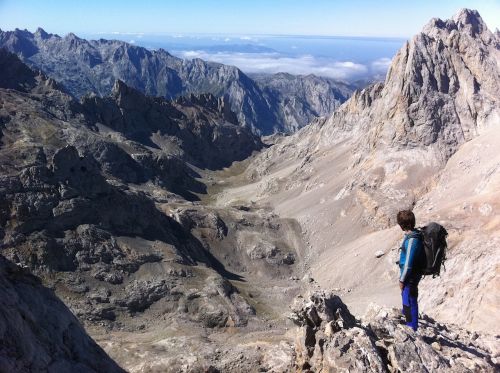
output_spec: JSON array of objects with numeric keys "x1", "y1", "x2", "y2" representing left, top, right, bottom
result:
[
  {"x1": 290, "y1": 292, "x2": 499, "y2": 372},
  {"x1": 0, "y1": 255, "x2": 124, "y2": 372},
  {"x1": 431, "y1": 341, "x2": 442, "y2": 351}
]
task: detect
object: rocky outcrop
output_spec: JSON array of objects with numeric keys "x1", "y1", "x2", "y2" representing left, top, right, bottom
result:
[
  {"x1": 0, "y1": 30, "x2": 354, "y2": 134},
  {"x1": 0, "y1": 255, "x2": 125, "y2": 372},
  {"x1": 290, "y1": 291, "x2": 499, "y2": 372}
]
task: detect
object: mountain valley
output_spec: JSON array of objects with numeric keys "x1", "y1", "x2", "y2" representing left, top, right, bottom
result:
[{"x1": 0, "y1": 8, "x2": 499, "y2": 373}]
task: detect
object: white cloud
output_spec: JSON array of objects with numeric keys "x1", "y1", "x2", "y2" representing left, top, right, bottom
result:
[
  {"x1": 182, "y1": 50, "x2": 204, "y2": 58},
  {"x1": 371, "y1": 57, "x2": 392, "y2": 74},
  {"x1": 110, "y1": 32, "x2": 144, "y2": 36},
  {"x1": 174, "y1": 50, "x2": 370, "y2": 80}
]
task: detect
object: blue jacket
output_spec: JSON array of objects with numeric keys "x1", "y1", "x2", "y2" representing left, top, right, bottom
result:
[{"x1": 399, "y1": 231, "x2": 423, "y2": 283}]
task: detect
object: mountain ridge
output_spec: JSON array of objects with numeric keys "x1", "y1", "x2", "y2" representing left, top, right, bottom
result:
[{"x1": 0, "y1": 27, "x2": 354, "y2": 134}]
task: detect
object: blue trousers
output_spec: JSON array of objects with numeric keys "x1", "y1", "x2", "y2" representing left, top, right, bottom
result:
[{"x1": 402, "y1": 279, "x2": 420, "y2": 331}]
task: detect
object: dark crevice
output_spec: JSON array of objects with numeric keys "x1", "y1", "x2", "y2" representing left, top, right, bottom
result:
[{"x1": 375, "y1": 342, "x2": 392, "y2": 373}]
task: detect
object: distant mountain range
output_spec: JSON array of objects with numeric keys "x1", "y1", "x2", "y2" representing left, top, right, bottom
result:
[{"x1": 0, "y1": 28, "x2": 354, "y2": 134}]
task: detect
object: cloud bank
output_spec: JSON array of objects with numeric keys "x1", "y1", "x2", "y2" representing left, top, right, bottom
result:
[{"x1": 174, "y1": 50, "x2": 391, "y2": 81}]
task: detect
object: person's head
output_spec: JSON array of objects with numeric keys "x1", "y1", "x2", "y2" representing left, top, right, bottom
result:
[{"x1": 397, "y1": 210, "x2": 416, "y2": 231}]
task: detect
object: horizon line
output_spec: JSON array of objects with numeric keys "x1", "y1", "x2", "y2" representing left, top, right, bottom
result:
[{"x1": 3, "y1": 26, "x2": 411, "y2": 41}]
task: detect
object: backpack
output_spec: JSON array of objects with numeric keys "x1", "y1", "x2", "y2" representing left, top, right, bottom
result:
[{"x1": 417, "y1": 222, "x2": 448, "y2": 277}]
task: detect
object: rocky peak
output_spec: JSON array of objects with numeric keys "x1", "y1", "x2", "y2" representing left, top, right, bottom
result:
[
  {"x1": 422, "y1": 8, "x2": 490, "y2": 39},
  {"x1": 155, "y1": 47, "x2": 174, "y2": 58},
  {"x1": 65, "y1": 32, "x2": 80, "y2": 40},
  {"x1": 12, "y1": 28, "x2": 32, "y2": 38},
  {"x1": 34, "y1": 27, "x2": 50, "y2": 39},
  {"x1": 452, "y1": 8, "x2": 486, "y2": 35},
  {"x1": 111, "y1": 78, "x2": 132, "y2": 97},
  {"x1": 369, "y1": 7, "x2": 500, "y2": 158},
  {"x1": 111, "y1": 79, "x2": 149, "y2": 111},
  {"x1": 0, "y1": 28, "x2": 38, "y2": 58}
]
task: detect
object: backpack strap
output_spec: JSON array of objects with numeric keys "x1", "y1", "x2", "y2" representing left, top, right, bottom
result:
[{"x1": 408, "y1": 230, "x2": 422, "y2": 239}]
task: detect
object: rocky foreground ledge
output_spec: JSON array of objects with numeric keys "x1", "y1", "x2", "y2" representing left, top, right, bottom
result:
[
  {"x1": 289, "y1": 291, "x2": 499, "y2": 372},
  {"x1": 2, "y1": 258, "x2": 498, "y2": 373},
  {"x1": 0, "y1": 255, "x2": 125, "y2": 373}
]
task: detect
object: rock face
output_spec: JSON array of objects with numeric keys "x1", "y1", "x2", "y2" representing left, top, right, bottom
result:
[
  {"x1": 0, "y1": 29, "x2": 354, "y2": 134},
  {"x1": 290, "y1": 291, "x2": 499, "y2": 372},
  {"x1": 0, "y1": 255, "x2": 125, "y2": 372},
  {"x1": 219, "y1": 9, "x2": 500, "y2": 333},
  {"x1": 252, "y1": 73, "x2": 353, "y2": 133},
  {"x1": 414, "y1": 121, "x2": 500, "y2": 333}
]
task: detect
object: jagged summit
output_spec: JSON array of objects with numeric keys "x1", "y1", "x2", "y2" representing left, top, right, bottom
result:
[
  {"x1": 111, "y1": 78, "x2": 143, "y2": 100},
  {"x1": 453, "y1": 8, "x2": 486, "y2": 31},
  {"x1": 367, "y1": 7, "x2": 500, "y2": 157},
  {"x1": 65, "y1": 32, "x2": 81, "y2": 40},
  {"x1": 422, "y1": 8, "x2": 491, "y2": 38},
  {"x1": 34, "y1": 27, "x2": 50, "y2": 39}
]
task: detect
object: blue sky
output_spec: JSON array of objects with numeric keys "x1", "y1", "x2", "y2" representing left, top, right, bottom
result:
[{"x1": 0, "y1": 0, "x2": 499, "y2": 37}]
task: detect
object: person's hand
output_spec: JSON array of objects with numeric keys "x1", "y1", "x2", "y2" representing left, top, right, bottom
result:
[{"x1": 399, "y1": 281, "x2": 404, "y2": 292}]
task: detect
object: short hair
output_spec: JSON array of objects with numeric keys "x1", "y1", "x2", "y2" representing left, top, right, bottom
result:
[{"x1": 397, "y1": 210, "x2": 416, "y2": 231}]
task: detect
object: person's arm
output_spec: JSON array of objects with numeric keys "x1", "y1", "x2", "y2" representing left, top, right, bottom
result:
[{"x1": 399, "y1": 237, "x2": 419, "y2": 284}]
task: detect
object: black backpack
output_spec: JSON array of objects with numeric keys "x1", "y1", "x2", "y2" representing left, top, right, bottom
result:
[{"x1": 417, "y1": 222, "x2": 448, "y2": 277}]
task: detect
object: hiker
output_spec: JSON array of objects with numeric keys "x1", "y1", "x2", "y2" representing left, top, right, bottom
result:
[{"x1": 396, "y1": 210, "x2": 424, "y2": 331}]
